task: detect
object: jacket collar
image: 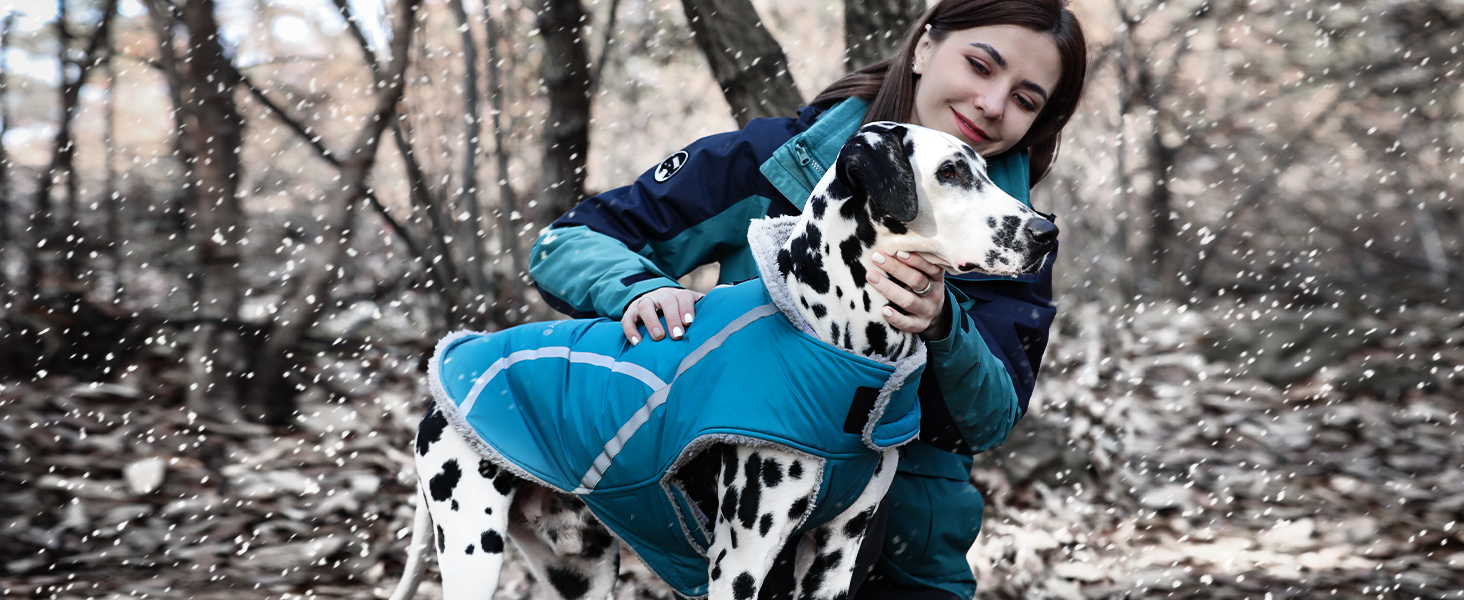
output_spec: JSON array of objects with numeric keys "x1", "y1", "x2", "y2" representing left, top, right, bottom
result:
[{"x1": 759, "y1": 97, "x2": 1034, "y2": 212}]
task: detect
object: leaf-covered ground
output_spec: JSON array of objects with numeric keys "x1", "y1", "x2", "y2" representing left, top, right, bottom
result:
[{"x1": 2, "y1": 299, "x2": 1461, "y2": 599}]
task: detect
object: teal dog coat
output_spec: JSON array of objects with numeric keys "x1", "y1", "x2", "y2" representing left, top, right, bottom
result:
[{"x1": 428, "y1": 217, "x2": 925, "y2": 597}]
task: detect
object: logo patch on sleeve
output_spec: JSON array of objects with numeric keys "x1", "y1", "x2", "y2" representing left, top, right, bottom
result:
[{"x1": 653, "y1": 151, "x2": 689, "y2": 183}]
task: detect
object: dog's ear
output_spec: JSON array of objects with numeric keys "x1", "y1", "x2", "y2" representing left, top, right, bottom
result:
[{"x1": 835, "y1": 125, "x2": 918, "y2": 222}]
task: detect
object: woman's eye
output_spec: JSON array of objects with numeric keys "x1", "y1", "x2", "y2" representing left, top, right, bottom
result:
[
  {"x1": 1016, "y1": 95, "x2": 1037, "y2": 112},
  {"x1": 965, "y1": 57, "x2": 989, "y2": 75}
]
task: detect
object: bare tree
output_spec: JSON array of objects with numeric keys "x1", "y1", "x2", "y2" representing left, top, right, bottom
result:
[
  {"x1": 242, "y1": 0, "x2": 424, "y2": 424},
  {"x1": 527, "y1": 0, "x2": 592, "y2": 222},
  {"x1": 680, "y1": 0, "x2": 802, "y2": 127},
  {"x1": 0, "y1": 13, "x2": 13, "y2": 296},
  {"x1": 845, "y1": 0, "x2": 925, "y2": 71},
  {"x1": 172, "y1": 0, "x2": 247, "y2": 421},
  {"x1": 30, "y1": 0, "x2": 118, "y2": 293}
]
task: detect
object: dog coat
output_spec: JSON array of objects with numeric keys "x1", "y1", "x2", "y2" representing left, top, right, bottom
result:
[{"x1": 428, "y1": 218, "x2": 925, "y2": 597}]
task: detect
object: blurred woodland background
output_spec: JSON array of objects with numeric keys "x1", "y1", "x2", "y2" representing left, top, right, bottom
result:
[{"x1": 0, "y1": 0, "x2": 1461, "y2": 598}]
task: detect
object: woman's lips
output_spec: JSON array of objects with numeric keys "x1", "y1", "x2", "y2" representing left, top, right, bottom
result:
[{"x1": 952, "y1": 109, "x2": 991, "y2": 144}]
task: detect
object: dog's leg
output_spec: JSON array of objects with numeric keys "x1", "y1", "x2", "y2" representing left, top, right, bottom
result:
[
  {"x1": 415, "y1": 405, "x2": 517, "y2": 600},
  {"x1": 791, "y1": 449, "x2": 897, "y2": 600},
  {"x1": 707, "y1": 446, "x2": 821, "y2": 600},
  {"x1": 504, "y1": 497, "x2": 619, "y2": 600}
]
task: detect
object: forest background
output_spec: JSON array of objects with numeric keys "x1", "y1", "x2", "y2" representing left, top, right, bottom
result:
[{"x1": 0, "y1": 0, "x2": 1461, "y2": 598}]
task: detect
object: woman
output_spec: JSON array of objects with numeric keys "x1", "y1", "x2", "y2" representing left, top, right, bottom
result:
[{"x1": 529, "y1": 0, "x2": 1087, "y2": 597}]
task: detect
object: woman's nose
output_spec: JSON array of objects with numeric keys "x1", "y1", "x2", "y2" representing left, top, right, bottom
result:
[{"x1": 974, "y1": 89, "x2": 1006, "y2": 120}]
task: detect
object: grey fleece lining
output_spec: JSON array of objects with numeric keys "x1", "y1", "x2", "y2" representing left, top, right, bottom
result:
[{"x1": 747, "y1": 216, "x2": 927, "y2": 452}]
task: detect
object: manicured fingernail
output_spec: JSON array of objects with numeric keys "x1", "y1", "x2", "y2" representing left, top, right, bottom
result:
[
  {"x1": 653, "y1": 328, "x2": 663, "y2": 338},
  {"x1": 671, "y1": 326, "x2": 684, "y2": 339},
  {"x1": 882, "y1": 307, "x2": 894, "y2": 317},
  {"x1": 684, "y1": 313, "x2": 694, "y2": 324},
  {"x1": 867, "y1": 272, "x2": 881, "y2": 284},
  {"x1": 897, "y1": 251, "x2": 910, "y2": 260},
  {"x1": 631, "y1": 336, "x2": 640, "y2": 346},
  {"x1": 871, "y1": 252, "x2": 886, "y2": 264}
]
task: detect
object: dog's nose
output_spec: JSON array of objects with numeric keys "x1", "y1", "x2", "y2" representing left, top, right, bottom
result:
[{"x1": 1026, "y1": 218, "x2": 1059, "y2": 248}]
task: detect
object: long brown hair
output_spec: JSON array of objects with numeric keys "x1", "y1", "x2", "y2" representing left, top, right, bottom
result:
[{"x1": 812, "y1": 0, "x2": 1088, "y2": 185}]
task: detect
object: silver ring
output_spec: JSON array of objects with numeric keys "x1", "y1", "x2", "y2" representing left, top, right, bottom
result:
[{"x1": 915, "y1": 280, "x2": 935, "y2": 296}]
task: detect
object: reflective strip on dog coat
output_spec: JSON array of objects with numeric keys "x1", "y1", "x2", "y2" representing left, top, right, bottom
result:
[{"x1": 428, "y1": 276, "x2": 923, "y2": 598}]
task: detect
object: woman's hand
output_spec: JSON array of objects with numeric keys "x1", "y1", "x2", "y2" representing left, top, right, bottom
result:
[
  {"x1": 866, "y1": 251, "x2": 952, "y2": 341},
  {"x1": 622, "y1": 286, "x2": 705, "y2": 345}
]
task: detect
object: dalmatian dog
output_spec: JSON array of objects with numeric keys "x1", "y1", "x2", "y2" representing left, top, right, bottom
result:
[{"x1": 390, "y1": 122, "x2": 1057, "y2": 600}]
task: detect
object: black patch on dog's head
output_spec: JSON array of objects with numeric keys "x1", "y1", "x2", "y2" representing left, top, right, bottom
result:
[{"x1": 836, "y1": 125, "x2": 918, "y2": 223}]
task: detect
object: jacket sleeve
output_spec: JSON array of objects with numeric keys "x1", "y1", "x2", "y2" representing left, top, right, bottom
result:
[
  {"x1": 923, "y1": 246, "x2": 1058, "y2": 453},
  {"x1": 529, "y1": 119, "x2": 800, "y2": 319}
]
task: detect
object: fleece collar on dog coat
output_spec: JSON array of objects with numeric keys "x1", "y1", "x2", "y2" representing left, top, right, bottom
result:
[{"x1": 428, "y1": 217, "x2": 924, "y2": 597}]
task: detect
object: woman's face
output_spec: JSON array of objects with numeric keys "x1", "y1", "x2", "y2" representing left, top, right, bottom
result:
[{"x1": 910, "y1": 25, "x2": 1062, "y2": 157}]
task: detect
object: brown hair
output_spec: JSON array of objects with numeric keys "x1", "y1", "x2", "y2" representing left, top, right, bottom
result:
[{"x1": 811, "y1": 0, "x2": 1088, "y2": 185}]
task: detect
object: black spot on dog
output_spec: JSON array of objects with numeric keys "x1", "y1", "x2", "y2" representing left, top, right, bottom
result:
[
  {"x1": 862, "y1": 291, "x2": 871, "y2": 312},
  {"x1": 786, "y1": 231, "x2": 832, "y2": 295},
  {"x1": 478, "y1": 459, "x2": 499, "y2": 479},
  {"x1": 711, "y1": 554, "x2": 723, "y2": 580},
  {"x1": 762, "y1": 459, "x2": 784, "y2": 487},
  {"x1": 881, "y1": 216, "x2": 908, "y2": 235},
  {"x1": 829, "y1": 323, "x2": 840, "y2": 344},
  {"x1": 843, "y1": 507, "x2": 876, "y2": 538},
  {"x1": 810, "y1": 303, "x2": 827, "y2": 319},
  {"x1": 730, "y1": 528, "x2": 739, "y2": 549},
  {"x1": 738, "y1": 456, "x2": 764, "y2": 530},
  {"x1": 810, "y1": 196, "x2": 827, "y2": 219},
  {"x1": 721, "y1": 449, "x2": 739, "y2": 485},
  {"x1": 430, "y1": 460, "x2": 462, "y2": 502},
  {"x1": 800, "y1": 549, "x2": 844, "y2": 594},
  {"x1": 492, "y1": 473, "x2": 516, "y2": 495},
  {"x1": 788, "y1": 497, "x2": 809, "y2": 520},
  {"x1": 721, "y1": 488, "x2": 738, "y2": 523},
  {"x1": 546, "y1": 566, "x2": 592, "y2": 600},
  {"x1": 451, "y1": 499, "x2": 459, "y2": 511},
  {"x1": 579, "y1": 524, "x2": 614, "y2": 559},
  {"x1": 759, "y1": 513, "x2": 774, "y2": 536},
  {"x1": 482, "y1": 530, "x2": 505, "y2": 553},
  {"x1": 843, "y1": 327, "x2": 853, "y2": 348},
  {"x1": 465, "y1": 544, "x2": 475, "y2": 555},
  {"x1": 436, "y1": 524, "x2": 446, "y2": 553},
  {"x1": 416, "y1": 407, "x2": 448, "y2": 456},
  {"x1": 485, "y1": 506, "x2": 493, "y2": 515},
  {"x1": 986, "y1": 216, "x2": 997, "y2": 229},
  {"x1": 865, "y1": 322, "x2": 889, "y2": 357},
  {"x1": 839, "y1": 236, "x2": 867, "y2": 286},
  {"x1": 800, "y1": 296, "x2": 810, "y2": 310},
  {"x1": 835, "y1": 286, "x2": 843, "y2": 298},
  {"x1": 789, "y1": 460, "x2": 803, "y2": 480},
  {"x1": 733, "y1": 572, "x2": 757, "y2": 600}
]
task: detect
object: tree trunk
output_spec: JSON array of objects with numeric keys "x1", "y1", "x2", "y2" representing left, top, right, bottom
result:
[
  {"x1": 845, "y1": 0, "x2": 925, "y2": 72},
  {"x1": 679, "y1": 0, "x2": 802, "y2": 127},
  {"x1": 173, "y1": 0, "x2": 247, "y2": 422},
  {"x1": 447, "y1": 0, "x2": 490, "y2": 308},
  {"x1": 0, "y1": 14, "x2": 13, "y2": 297},
  {"x1": 528, "y1": 0, "x2": 592, "y2": 222},
  {"x1": 31, "y1": 0, "x2": 117, "y2": 292},
  {"x1": 242, "y1": 0, "x2": 422, "y2": 425}
]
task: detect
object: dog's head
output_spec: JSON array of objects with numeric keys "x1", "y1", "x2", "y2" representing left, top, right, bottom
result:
[{"x1": 831, "y1": 122, "x2": 1057, "y2": 276}]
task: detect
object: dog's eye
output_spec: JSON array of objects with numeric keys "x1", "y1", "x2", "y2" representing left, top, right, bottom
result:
[{"x1": 937, "y1": 163, "x2": 964, "y2": 185}]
